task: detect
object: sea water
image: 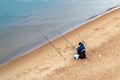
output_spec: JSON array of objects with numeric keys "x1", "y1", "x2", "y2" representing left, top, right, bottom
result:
[{"x1": 0, "y1": 0, "x2": 120, "y2": 66}]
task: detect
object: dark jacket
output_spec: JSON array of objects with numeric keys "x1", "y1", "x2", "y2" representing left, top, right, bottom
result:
[{"x1": 77, "y1": 43, "x2": 85, "y2": 53}]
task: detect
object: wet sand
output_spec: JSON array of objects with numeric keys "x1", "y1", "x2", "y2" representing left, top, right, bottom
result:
[{"x1": 0, "y1": 8, "x2": 120, "y2": 80}]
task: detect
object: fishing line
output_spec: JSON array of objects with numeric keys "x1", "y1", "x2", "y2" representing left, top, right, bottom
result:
[
  {"x1": 40, "y1": 31, "x2": 66, "y2": 60},
  {"x1": 75, "y1": 30, "x2": 86, "y2": 46},
  {"x1": 57, "y1": 31, "x2": 76, "y2": 49}
]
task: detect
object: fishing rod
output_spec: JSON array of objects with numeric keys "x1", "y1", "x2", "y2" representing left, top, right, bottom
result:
[
  {"x1": 75, "y1": 30, "x2": 97, "y2": 54},
  {"x1": 40, "y1": 31, "x2": 66, "y2": 60},
  {"x1": 75, "y1": 30, "x2": 86, "y2": 46},
  {"x1": 57, "y1": 31, "x2": 76, "y2": 49}
]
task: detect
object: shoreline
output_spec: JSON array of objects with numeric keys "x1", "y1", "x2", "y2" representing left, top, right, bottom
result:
[
  {"x1": 0, "y1": 6, "x2": 120, "y2": 67},
  {"x1": 0, "y1": 6, "x2": 120, "y2": 80}
]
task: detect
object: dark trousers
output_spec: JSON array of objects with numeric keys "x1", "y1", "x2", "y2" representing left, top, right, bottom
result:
[{"x1": 78, "y1": 51, "x2": 86, "y2": 59}]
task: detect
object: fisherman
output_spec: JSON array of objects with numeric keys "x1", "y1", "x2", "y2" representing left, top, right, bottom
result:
[{"x1": 74, "y1": 42, "x2": 86, "y2": 59}]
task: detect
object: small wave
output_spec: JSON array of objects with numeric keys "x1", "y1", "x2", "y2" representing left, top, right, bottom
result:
[
  {"x1": 17, "y1": 0, "x2": 49, "y2": 3},
  {"x1": 17, "y1": 0, "x2": 36, "y2": 3}
]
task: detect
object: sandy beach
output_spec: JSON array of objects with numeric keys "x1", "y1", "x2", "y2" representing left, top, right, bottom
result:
[{"x1": 0, "y1": 8, "x2": 120, "y2": 80}]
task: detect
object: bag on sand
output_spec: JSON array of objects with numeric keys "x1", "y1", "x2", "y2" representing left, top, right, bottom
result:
[
  {"x1": 74, "y1": 52, "x2": 86, "y2": 59},
  {"x1": 74, "y1": 54, "x2": 79, "y2": 59}
]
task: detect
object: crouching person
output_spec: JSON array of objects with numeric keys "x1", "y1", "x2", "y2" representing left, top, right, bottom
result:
[{"x1": 76, "y1": 42, "x2": 86, "y2": 59}]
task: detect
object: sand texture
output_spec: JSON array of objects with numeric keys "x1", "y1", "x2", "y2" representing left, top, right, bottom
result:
[{"x1": 0, "y1": 8, "x2": 120, "y2": 80}]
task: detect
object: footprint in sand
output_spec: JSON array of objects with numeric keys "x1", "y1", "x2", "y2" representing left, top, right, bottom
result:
[
  {"x1": 113, "y1": 17, "x2": 120, "y2": 20},
  {"x1": 16, "y1": 68, "x2": 33, "y2": 78},
  {"x1": 94, "y1": 28, "x2": 100, "y2": 31},
  {"x1": 113, "y1": 17, "x2": 120, "y2": 23},
  {"x1": 94, "y1": 27, "x2": 105, "y2": 33},
  {"x1": 23, "y1": 69, "x2": 32, "y2": 74},
  {"x1": 93, "y1": 28, "x2": 100, "y2": 34},
  {"x1": 64, "y1": 46, "x2": 74, "y2": 53},
  {"x1": 56, "y1": 45, "x2": 74, "y2": 53},
  {"x1": 38, "y1": 67, "x2": 50, "y2": 72},
  {"x1": 116, "y1": 25, "x2": 119, "y2": 27}
]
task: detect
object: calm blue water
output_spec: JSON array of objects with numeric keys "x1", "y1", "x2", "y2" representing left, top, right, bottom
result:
[{"x1": 0, "y1": 0, "x2": 120, "y2": 66}]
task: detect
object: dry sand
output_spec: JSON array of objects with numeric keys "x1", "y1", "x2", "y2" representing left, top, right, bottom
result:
[{"x1": 0, "y1": 8, "x2": 120, "y2": 80}]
